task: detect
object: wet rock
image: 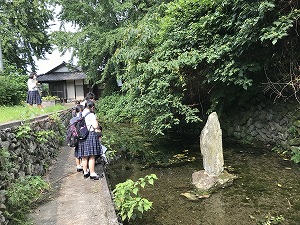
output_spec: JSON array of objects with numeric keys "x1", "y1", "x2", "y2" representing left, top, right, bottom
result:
[
  {"x1": 180, "y1": 192, "x2": 210, "y2": 201},
  {"x1": 254, "y1": 121, "x2": 263, "y2": 129},
  {"x1": 8, "y1": 143, "x2": 15, "y2": 150},
  {"x1": 29, "y1": 141, "x2": 37, "y2": 153},
  {"x1": 196, "y1": 112, "x2": 237, "y2": 192},
  {"x1": 0, "y1": 141, "x2": 9, "y2": 151},
  {"x1": 18, "y1": 171, "x2": 26, "y2": 178},
  {"x1": 192, "y1": 170, "x2": 237, "y2": 192},
  {"x1": 256, "y1": 129, "x2": 268, "y2": 140},
  {"x1": 250, "y1": 130, "x2": 258, "y2": 137},
  {"x1": 266, "y1": 112, "x2": 273, "y2": 121},
  {"x1": 246, "y1": 118, "x2": 254, "y2": 127},
  {"x1": 0, "y1": 204, "x2": 6, "y2": 210},
  {"x1": 0, "y1": 190, "x2": 6, "y2": 203}
]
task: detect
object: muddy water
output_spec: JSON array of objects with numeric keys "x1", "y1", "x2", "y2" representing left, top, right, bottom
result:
[{"x1": 103, "y1": 124, "x2": 300, "y2": 225}]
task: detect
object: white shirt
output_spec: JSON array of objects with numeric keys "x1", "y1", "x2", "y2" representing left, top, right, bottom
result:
[
  {"x1": 80, "y1": 100, "x2": 87, "y2": 107},
  {"x1": 27, "y1": 78, "x2": 38, "y2": 91},
  {"x1": 83, "y1": 110, "x2": 98, "y2": 131},
  {"x1": 81, "y1": 108, "x2": 89, "y2": 117}
]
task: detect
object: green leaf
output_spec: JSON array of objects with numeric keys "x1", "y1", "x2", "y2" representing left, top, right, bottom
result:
[{"x1": 133, "y1": 187, "x2": 139, "y2": 195}]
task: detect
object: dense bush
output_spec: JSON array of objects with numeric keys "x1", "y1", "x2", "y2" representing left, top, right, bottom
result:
[
  {"x1": 55, "y1": 0, "x2": 300, "y2": 135},
  {"x1": 96, "y1": 93, "x2": 139, "y2": 123},
  {"x1": 0, "y1": 71, "x2": 27, "y2": 106}
]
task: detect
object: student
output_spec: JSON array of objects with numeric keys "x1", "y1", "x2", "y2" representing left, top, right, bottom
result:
[
  {"x1": 80, "y1": 92, "x2": 95, "y2": 107},
  {"x1": 26, "y1": 72, "x2": 43, "y2": 111},
  {"x1": 77, "y1": 100, "x2": 103, "y2": 180},
  {"x1": 74, "y1": 104, "x2": 84, "y2": 172},
  {"x1": 72, "y1": 100, "x2": 81, "y2": 117}
]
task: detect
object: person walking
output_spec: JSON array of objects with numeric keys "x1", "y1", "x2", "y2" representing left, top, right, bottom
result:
[
  {"x1": 80, "y1": 92, "x2": 95, "y2": 107},
  {"x1": 72, "y1": 100, "x2": 82, "y2": 117},
  {"x1": 26, "y1": 72, "x2": 43, "y2": 111},
  {"x1": 78, "y1": 100, "x2": 103, "y2": 180}
]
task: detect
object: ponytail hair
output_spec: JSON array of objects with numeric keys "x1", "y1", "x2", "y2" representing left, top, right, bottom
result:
[{"x1": 85, "y1": 100, "x2": 95, "y2": 110}]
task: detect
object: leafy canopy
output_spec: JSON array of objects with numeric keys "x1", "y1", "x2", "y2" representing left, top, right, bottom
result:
[
  {"x1": 54, "y1": 0, "x2": 300, "y2": 134},
  {"x1": 0, "y1": 0, "x2": 54, "y2": 72}
]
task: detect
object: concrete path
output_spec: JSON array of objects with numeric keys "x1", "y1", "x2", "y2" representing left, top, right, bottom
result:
[{"x1": 29, "y1": 146, "x2": 119, "y2": 225}]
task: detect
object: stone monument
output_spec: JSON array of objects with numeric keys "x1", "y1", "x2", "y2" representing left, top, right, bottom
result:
[{"x1": 192, "y1": 112, "x2": 236, "y2": 192}]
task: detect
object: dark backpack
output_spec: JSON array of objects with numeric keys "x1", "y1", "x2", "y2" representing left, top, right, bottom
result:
[{"x1": 66, "y1": 112, "x2": 91, "y2": 147}]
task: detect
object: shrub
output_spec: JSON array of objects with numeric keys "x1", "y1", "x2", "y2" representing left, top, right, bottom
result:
[
  {"x1": 35, "y1": 130, "x2": 56, "y2": 144},
  {"x1": 96, "y1": 93, "x2": 138, "y2": 123},
  {"x1": 113, "y1": 174, "x2": 158, "y2": 222},
  {"x1": 291, "y1": 147, "x2": 300, "y2": 163},
  {"x1": 0, "y1": 72, "x2": 27, "y2": 106},
  {"x1": 42, "y1": 95, "x2": 60, "y2": 101},
  {"x1": 15, "y1": 124, "x2": 32, "y2": 139}
]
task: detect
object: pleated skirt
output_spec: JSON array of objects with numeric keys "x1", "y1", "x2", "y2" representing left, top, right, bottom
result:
[
  {"x1": 26, "y1": 90, "x2": 42, "y2": 105},
  {"x1": 74, "y1": 145, "x2": 80, "y2": 158},
  {"x1": 77, "y1": 131, "x2": 102, "y2": 157}
]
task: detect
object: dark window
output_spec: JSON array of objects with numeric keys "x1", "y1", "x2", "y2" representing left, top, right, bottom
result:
[{"x1": 49, "y1": 82, "x2": 66, "y2": 99}]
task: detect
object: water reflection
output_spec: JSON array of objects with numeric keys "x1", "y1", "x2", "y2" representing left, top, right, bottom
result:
[
  {"x1": 202, "y1": 192, "x2": 225, "y2": 225},
  {"x1": 103, "y1": 123, "x2": 300, "y2": 225}
]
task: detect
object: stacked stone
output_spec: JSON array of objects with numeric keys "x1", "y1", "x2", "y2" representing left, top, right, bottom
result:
[
  {"x1": 0, "y1": 110, "x2": 71, "y2": 224},
  {"x1": 222, "y1": 100, "x2": 300, "y2": 147}
]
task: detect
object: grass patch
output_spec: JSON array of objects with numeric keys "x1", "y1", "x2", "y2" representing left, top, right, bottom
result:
[
  {"x1": 0, "y1": 104, "x2": 69, "y2": 123},
  {"x1": 5, "y1": 176, "x2": 51, "y2": 225}
]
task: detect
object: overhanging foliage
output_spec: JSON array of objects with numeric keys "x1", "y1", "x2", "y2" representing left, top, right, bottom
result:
[
  {"x1": 54, "y1": 0, "x2": 300, "y2": 134},
  {"x1": 0, "y1": 0, "x2": 54, "y2": 72}
]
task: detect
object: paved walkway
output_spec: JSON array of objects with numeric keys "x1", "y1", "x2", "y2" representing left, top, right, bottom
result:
[{"x1": 29, "y1": 145, "x2": 119, "y2": 225}]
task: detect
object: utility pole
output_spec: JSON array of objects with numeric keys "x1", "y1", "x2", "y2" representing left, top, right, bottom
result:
[{"x1": 0, "y1": 40, "x2": 3, "y2": 71}]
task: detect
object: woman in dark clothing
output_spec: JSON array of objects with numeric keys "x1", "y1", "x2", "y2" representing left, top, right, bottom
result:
[
  {"x1": 77, "y1": 100, "x2": 103, "y2": 180},
  {"x1": 26, "y1": 72, "x2": 43, "y2": 111}
]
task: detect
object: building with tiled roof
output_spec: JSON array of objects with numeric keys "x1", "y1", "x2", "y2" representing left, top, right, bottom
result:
[{"x1": 37, "y1": 62, "x2": 92, "y2": 101}]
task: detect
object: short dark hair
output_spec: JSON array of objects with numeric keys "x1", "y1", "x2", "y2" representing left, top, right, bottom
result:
[
  {"x1": 85, "y1": 100, "x2": 95, "y2": 109},
  {"x1": 29, "y1": 72, "x2": 37, "y2": 79},
  {"x1": 75, "y1": 104, "x2": 84, "y2": 113},
  {"x1": 85, "y1": 92, "x2": 95, "y2": 100}
]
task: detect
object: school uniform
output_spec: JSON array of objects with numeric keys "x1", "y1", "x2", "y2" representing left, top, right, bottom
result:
[
  {"x1": 77, "y1": 111, "x2": 102, "y2": 157},
  {"x1": 26, "y1": 78, "x2": 42, "y2": 105}
]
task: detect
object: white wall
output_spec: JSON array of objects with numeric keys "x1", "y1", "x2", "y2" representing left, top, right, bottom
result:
[
  {"x1": 66, "y1": 81, "x2": 75, "y2": 100},
  {"x1": 55, "y1": 67, "x2": 69, "y2": 73},
  {"x1": 75, "y1": 80, "x2": 84, "y2": 100},
  {"x1": 66, "y1": 80, "x2": 85, "y2": 100}
]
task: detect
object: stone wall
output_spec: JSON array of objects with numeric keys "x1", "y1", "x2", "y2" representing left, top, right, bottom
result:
[
  {"x1": 221, "y1": 99, "x2": 300, "y2": 152},
  {"x1": 0, "y1": 110, "x2": 71, "y2": 223}
]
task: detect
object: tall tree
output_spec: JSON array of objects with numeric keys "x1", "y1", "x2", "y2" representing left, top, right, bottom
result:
[
  {"x1": 53, "y1": 0, "x2": 300, "y2": 134},
  {"x1": 0, "y1": 0, "x2": 54, "y2": 72},
  {"x1": 53, "y1": 0, "x2": 166, "y2": 81}
]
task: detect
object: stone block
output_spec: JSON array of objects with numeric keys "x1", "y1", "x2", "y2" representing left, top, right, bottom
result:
[
  {"x1": 42, "y1": 100, "x2": 55, "y2": 108},
  {"x1": 200, "y1": 112, "x2": 224, "y2": 176},
  {"x1": 192, "y1": 170, "x2": 237, "y2": 192}
]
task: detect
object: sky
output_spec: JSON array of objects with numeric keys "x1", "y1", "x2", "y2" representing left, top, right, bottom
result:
[
  {"x1": 34, "y1": 7, "x2": 78, "y2": 74},
  {"x1": 35, "y1": 48, "x2": 75, "y2": 74}
]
